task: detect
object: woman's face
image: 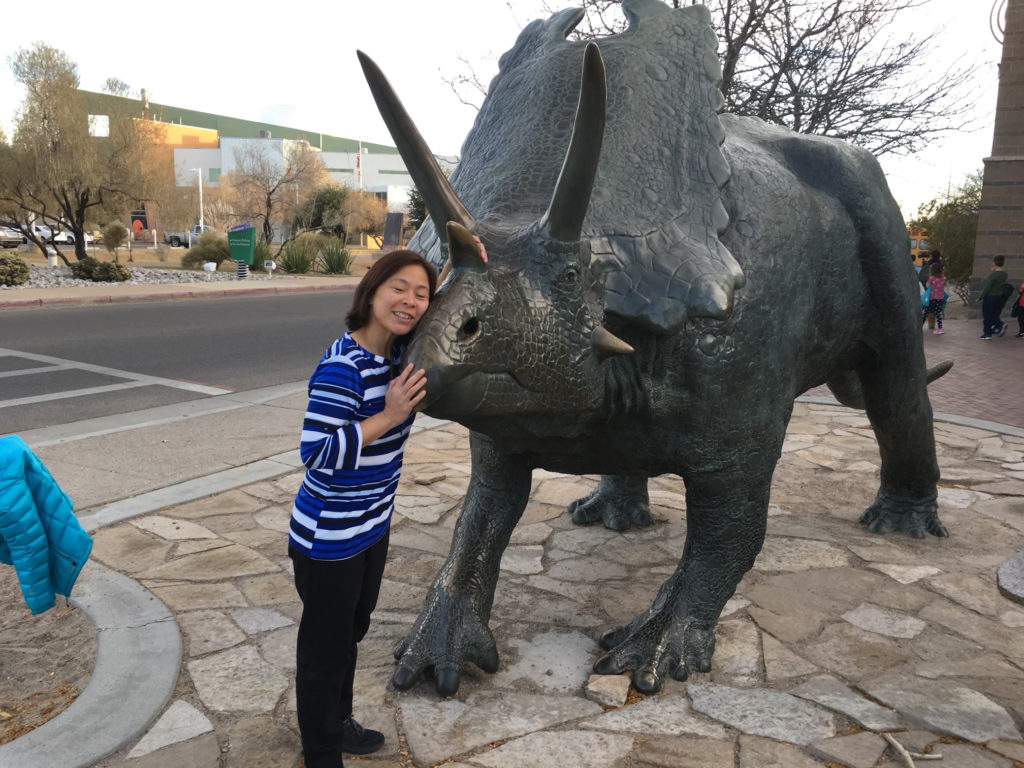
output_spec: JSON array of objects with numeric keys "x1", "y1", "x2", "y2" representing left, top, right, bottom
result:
[{"x1": 367, "y1": 263, "x2": 431, "y2": 338}]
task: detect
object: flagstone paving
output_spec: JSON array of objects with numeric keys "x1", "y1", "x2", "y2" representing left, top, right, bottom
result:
[{"x1": 79, "y1": 404, "x2": 1024, "y2": 767}]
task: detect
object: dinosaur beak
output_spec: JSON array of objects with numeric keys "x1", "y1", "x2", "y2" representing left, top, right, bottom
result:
[{"x1": 405, "y1": 333, "x2": 451, "y2": 411}]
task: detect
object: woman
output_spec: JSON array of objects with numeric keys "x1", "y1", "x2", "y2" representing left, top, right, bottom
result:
[{"x1": 289, "y1": 249, "x2": 436, "y2": 768}]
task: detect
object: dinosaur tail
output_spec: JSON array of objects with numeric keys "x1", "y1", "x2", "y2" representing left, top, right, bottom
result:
[{"x1": 825, "y1": 359, "x2": 954, "y2": 410}]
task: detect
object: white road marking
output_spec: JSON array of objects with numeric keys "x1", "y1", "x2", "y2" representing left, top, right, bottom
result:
[
  {"x1": 0, "y1": 348, "x2": 234, "y2": 406},
  {"x1": 12, "y1": 381, "x2": 308, "y2": 447},
  {"x1": 0, "y1": 382, "x2": 151, "y2": 408},
  {"x1": 0, "y1": 363, "x2": 74, "y2": 378}
]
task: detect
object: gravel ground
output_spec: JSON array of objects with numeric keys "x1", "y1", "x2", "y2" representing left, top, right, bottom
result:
[
  {"x1": 0, "y1": 567, "x2": 96, "y2": 745},
  {"x1": 1, "y1": 264, "x2": 241, "y2": 290}
]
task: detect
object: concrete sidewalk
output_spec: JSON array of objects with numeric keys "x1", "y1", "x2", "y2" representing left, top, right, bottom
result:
[
  {"x1": 4, "y1": 404, "x2": 1024, "y2": 768},
  {"x1": 2, "y1": 294, "x2": 1024, "y2": 766}
]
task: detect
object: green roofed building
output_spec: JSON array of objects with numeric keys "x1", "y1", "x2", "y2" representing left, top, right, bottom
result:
[{"x1": 78, "y1": 89, "x2": 450, "y2": 212}]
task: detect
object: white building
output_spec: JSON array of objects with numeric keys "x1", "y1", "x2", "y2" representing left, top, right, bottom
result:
[{"x1": 173, "y1": 138, "x2": 421, "y2": 211}]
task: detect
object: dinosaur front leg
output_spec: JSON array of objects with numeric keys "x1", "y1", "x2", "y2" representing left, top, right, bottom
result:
[
  {"x1": 594, "y1": 456, "x2": 772, "y2": 693},
  {"x1": 568, "y1": 474, "x2": 653, "y2": 530},
  {"x1": 392, "y1": 432, "x2": 531, "y2": 696}
]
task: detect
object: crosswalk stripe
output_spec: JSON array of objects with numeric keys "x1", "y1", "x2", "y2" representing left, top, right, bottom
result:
[
  {"x1": 0, "y1": 382, "x2": 151, "y2": 409},
  {"x1": 0, "y1": 347, "x2": 233, "y2": 396}
]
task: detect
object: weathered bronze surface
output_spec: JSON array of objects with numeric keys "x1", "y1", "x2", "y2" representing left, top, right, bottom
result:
[{"x1": 360, "y1": 0, "x2": 949, "y2": 697}]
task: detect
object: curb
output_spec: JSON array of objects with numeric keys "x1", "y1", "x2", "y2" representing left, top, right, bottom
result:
[
  {"x1": 0, "y1": 561, "x2": 180, "y2": 768},
  {"x1": 2, "y1": 416, "x2": 452, "y2": 767},
  {"x1": 0, "y1": 280, "x2": 355, "y2": 309}
]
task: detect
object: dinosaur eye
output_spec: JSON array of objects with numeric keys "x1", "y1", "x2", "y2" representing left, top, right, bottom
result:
[{"x1": 459, "y1": 317, "x2": 480, "y2": 339}]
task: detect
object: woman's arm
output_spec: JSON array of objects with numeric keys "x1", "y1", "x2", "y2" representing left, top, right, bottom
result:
[
  {"x1": 299, "y1": 358, "x2": 365, "y2": 471},
  {"x1": 358, "y1": 364, "x2": 426, "y2": 445}
]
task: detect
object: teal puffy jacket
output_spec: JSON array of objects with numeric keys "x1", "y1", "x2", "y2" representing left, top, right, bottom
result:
[{"x1": 0, "y1": 435, "x2": 93, "y2": 614}]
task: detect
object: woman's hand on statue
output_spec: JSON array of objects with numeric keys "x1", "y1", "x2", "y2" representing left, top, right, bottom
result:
[{"x1": 384, "y1": 364, "x2": 427, "y2": 422}]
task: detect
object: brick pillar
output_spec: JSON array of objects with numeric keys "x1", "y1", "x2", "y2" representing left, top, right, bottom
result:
[{"x1": 972, "y1": 0, "x2": 1024, "y2": 315}]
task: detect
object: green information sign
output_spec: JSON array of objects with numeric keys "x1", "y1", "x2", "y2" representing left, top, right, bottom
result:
[{"x1": 227, "y1": 225, "x2": 256, "y2": 265}]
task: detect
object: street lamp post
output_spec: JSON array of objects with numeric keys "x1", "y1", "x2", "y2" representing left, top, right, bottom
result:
[{"x1": 191, "y1": 168, "x2": 204, "y2": 245}]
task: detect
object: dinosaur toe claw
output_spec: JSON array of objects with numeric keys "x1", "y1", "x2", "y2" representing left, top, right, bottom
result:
[
  {"x1": 392, "y1": 664, "x2": 418, "y2": 689},
  {"x1": 435, "y1": 666, "x2": 461, "y2": 697}
]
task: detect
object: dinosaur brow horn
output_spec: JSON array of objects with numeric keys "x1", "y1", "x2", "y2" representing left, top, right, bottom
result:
[
  {"x1": 357, "y1": 51, "x2": 475, "y2": 249},
  {"x1": 541, "y1": 42, "x2": 606, "y2": 242},
  {"x1": 447, "y1": 222, "x2": 487, "y2": 273}
]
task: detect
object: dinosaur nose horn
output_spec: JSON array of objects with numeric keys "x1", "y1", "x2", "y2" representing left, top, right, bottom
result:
[
  {"x1": 591, "y1": 325, "x2": 634, "y2": 358},
  {"x1": 357, "y1": 50, "x2": 475, "y2": 252}
]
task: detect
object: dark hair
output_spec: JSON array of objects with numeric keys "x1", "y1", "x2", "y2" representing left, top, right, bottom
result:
[
  {"x1": 930, "y1": 262, "x2": 943, "y2": 276},
  {"x1": 929, "y1": 249, "x2": 941, "y2": 262},
  {"x1": 994, "y1": 255, "x2": 1005, "y2": 267},
  {"x1": 345, "y1": 249, "x2": 437, "y2": 332}
]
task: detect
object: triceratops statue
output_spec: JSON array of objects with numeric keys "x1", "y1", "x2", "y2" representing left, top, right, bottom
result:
[{"x1": 358, "y1": 0, "x2": 950, "y2": 696}]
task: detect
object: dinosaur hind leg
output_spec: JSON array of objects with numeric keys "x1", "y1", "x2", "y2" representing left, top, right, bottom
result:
[
  {"x1": 827, "y1": 359, "x2": 954, "y2": 411},
  {"x1": 568, "y1": 474, "x2": 653, "y2": 531},
  {"x1": 856, "y1": 350, "x2": 948, "y2": 539}
]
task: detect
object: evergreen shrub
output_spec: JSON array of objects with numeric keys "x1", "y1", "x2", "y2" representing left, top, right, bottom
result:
[
  {"x1": 93, "y1": 262, "x2": 130, "y2": 282},
  {"x1": 69, "y1": 257, "x2": 101, "y2": 280},
  {"x1": 181, "y1": 232, "x2": 230, "y2": 269},
  {"x1": 0, "y1": 253, "x2": 30, "y2": 286}
]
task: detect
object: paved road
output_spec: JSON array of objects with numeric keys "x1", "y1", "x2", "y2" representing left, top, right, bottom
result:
[{"x1": 1, "y1": 291, "x2": 354, "y2": 434}]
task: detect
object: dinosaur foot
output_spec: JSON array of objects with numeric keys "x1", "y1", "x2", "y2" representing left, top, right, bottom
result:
[
  {"x1": 568, "y1": 481, "x2": 653, "y2": 531},
  {"x1": 593, "y1": 608, "x2": 716, "y2": 694},
  {"x1": 392, "y1": 593, "x2": 499, "y2": 696},
  {"x1": 860, "y1": 489, "x2": 948, "y2": 539}
]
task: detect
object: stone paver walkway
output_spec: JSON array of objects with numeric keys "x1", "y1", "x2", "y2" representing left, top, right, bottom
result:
[{"x1": 82, "y1": 403, "x2": 1024, "y2": 768}]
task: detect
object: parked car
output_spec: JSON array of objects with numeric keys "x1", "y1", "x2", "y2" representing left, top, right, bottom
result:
[
  {"x1": 21, "y1": 224, "x2": 54, "y2": 242},
  {"x1": 0, "y1": 226, "x2": 21, "y2": 248},
  {"x1": 51, "y1": 230, "x2": 95, "y2": 244},
  {"x1": 164, "y1": 224, "x2": 211, "y2": 248}
]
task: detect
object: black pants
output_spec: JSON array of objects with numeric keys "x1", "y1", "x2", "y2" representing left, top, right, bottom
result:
[
  {"x1": 982, "y1": 294, "x2": 1005, "y2": 336},
  {"x1": 290, "y1": 531, "x2": 389, "y2": 768}
]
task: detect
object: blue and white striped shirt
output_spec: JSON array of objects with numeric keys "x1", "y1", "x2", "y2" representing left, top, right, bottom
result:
[{"x1": 289, "y1": 333, "x2": 413, "y2": 560}]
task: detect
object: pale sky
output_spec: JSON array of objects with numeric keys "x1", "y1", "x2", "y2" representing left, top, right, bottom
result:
[{"x1": 0, "y1": 0, "x2": 1005, "y2": 218}]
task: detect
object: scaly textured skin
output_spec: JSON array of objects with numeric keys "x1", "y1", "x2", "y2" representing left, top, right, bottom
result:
[{"x1": 377, "y1": 0, "x2": 948, "y2": 697}]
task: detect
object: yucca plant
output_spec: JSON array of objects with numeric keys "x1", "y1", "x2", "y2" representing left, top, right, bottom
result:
[
  {"x1": 278, "y1": 239, "x2": 316, "y2": 274},
  {"x1": 319, "y1": 240, "x2": 352, "y2": 274}
]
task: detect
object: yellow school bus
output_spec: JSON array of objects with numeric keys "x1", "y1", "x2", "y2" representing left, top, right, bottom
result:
[{"x1": 908, "y1": 226, "x2": 931, "y2": 265}]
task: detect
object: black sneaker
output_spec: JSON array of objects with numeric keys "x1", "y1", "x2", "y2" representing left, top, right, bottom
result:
[
  {"x1": 340, "y1": 716, "x2": 384, "y2": 755},
  {"x1": 997, "y1": 324, "x2": 1007, "y2": 337}
]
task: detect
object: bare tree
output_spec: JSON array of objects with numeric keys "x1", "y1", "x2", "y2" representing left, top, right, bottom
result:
[
  {"x1": 293, "y1": 183, "x2": 389, "y2": 246},
  {"x1": 911, "y1": 170, "x2": 982, "y2": 304},
  {"x1": 222, "y1": 140, "x2": 327, "y2": 245},
  {"x1": 449, "y1": 0, "x2": 980, "y2": 157},
  {"x1": 713, "y1": 0, "x2": 979, "y2": 155},
  {"x1": 0, "y1": 43, "x2": 156, "y2": 263},
  {"x1": 440, "y1": 55, "x2": 491, "y2": 109},
  {"x1": 340, "y1": 192, "x2": 389, "y2": 247}
]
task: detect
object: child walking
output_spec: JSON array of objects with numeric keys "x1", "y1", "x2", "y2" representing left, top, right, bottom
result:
[
  {"x1": 979, "y1": 255, "x2": 1009, "y2": 339},
  {"x1": 921, "y1": 262, "x2": 947, "y2": 334}
]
